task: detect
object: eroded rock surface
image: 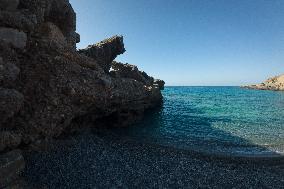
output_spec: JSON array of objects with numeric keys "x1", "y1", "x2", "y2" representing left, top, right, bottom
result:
[
  {"x1": 0, "y1": 57, "x2": 20, "y2": 85},
  {"x1": 0, "y1": 27, "x2": 27, "y2": 49},
  {"x1": 0, "y1": 0, "x2": 164, "y2": 186},
  {"x1": 78, "y1": 36, "x2": 126, "y2": 72},
  {"x1": 0, "y1": 88, "x2": 24, "y2": 123},
  {"x1": 111, "y1": 61, "x2": 155, "y2": 85},
  {"x1": 154, "y1": 79, "x2": 165, "y2": 90},
  {"x1": 0, "y1": 0, "x2": 19, "y2": 11},
  {"x1": 244, "y1": 74, "x2": 284, "y2": 91},
  {"x1": 0, "y1": 132, "x2": 22, "y2": 152},
  {"x1": 0, "y1": 0, "x2": 164, "y2": 150}
]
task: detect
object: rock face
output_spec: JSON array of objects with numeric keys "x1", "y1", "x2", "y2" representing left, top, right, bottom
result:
[
  {"x1": 0, "y1": 0, "x2": 164, "y2": 185},
  {"x1": 111, "y1": 61, "x2": 155, "y2": 85},
  {"x1": 0, "y1": 0, "x2": 19, "y2": 11},
  {"x1": 0, "y1": 27, "x2": 27, "y2": 49},
  {"x1": 0, "y1": 88, "x2": 24, "y2": 123},
  {"x1": 0, "y1": 132, "x2": 22, "y2": 152},
  {"x1": 154, "y1": 79, "x2": 165, "y2": 90},
  {"x1": 244, "y1": 74, "x2": 284, "y2": 91},
  {"x1": 0, "y1": 57, "x2": 20, "y2": 85},
  {"x1": 0, "y1": 0, "x2": 164, "y2": 151},
  {"x1": 78, "y1": 36, "x2": 126, "y2": 72}
]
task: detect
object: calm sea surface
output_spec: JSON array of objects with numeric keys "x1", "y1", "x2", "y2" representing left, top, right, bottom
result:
[{"x1": 113, "y1": 87, "x2": 284, "y2": 157}]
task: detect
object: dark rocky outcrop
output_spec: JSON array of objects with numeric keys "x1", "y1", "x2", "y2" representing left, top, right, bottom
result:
[
  {"x1": 0, "y1": 88, "x2": 24, "y2": 123},
  {"x1": 244, "y1": 74, "x2": 284, "y2": 91},
  {"x1": 78, "y1": 36, "x2": 126, "y2": 72},
  {"x1": 0, "y1": 27, "x2": 27, "y2": 49},
  {"x1": 0, "y1": 0, "x2": 20, "y2": 11},
  {"x1": 110, "y1": 61, "x2": 155, "y2": 85},
  {"x1": 0, "y1": 0, "x2": 164, "y2": 185},
  {"x1": 154, "y1": 79, "x2": 165, "y2": 90},
  {"x1": 0, "y1": 132, "x2": 22, "y2": 152},
  {"x1": 0, "y1": 57, "x2": 20, "y2": 85}
]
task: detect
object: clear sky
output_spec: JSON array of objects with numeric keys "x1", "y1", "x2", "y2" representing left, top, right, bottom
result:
[{"x1": 70, "y1": 0, "x2": 284, "y2": 86}]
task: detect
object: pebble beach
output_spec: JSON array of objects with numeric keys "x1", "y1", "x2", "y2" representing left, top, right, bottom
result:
[{"x1": 23, "y1": 128, "x2": 284, "y2": 189}]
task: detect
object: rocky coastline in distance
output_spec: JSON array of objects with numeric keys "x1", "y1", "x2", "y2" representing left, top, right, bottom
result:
[
  {"x1": 243, "y1": 74, "x2": 284, "y2": 91},
  {"x1": 0, "y1": 0, "x2": 164, "y2": 187}
]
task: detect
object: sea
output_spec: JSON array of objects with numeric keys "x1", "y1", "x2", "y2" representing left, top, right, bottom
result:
[{"x1": 112, "y1": 86, "x2": 284, "y2": 157}]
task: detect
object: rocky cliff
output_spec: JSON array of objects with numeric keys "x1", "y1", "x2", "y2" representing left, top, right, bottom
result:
[
  {"x1": 0, "y1": 0, "x2": 164, "y2": 187},
  {"x1": 244, "y1": 74, "x2": 284, "y2": 91}
]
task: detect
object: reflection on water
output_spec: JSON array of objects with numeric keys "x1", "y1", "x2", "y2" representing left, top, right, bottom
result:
[{"x1": 112, "y1": 87, "x2": 284, "y2": 157}]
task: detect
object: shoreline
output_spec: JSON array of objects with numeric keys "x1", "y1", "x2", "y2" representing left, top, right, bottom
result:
[
  {"x1": 22, "y1": 128, "x2": 284, "y2": 188},
  {"x1": 97, "y1": 129, "x2": 284, "y2": 165}
]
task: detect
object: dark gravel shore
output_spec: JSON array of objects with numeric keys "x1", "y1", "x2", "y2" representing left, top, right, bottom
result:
[{"x1": 23, "y1": 129, "x2": 284, "y2": 189}]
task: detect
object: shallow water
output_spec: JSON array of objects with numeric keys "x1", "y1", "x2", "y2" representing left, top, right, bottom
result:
[{"x1": 113, "y1": 87, "x2": 284, "y2": 157}]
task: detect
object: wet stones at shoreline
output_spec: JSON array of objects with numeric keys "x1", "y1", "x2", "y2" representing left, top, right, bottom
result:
[{"x1": 22, "y1": 129, "x2": 284, "y2": 188}]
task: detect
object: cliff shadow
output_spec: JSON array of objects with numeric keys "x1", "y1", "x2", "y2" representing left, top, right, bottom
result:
[{"x1": 109, "y1": 95, "x2": 283, "y2": 159}]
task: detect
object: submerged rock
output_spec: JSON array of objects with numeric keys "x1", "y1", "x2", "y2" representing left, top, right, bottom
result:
[{"x1": 244, "y1": 74, "x2": 284, "y2": 91}]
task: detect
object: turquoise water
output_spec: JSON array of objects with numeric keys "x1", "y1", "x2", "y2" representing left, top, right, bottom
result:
[{"x1": 113, "y1": 87, "x2": 284, "y2": 157}]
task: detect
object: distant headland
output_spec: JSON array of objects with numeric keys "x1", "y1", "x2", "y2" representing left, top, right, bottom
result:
[{"x1": 243, "y1": 74, "x2": 284, "y2": 91}]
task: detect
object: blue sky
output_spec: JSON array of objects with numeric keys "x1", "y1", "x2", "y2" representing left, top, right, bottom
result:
[{"x1": 70, "y1": 0, "x2": 284, "y2": 86}]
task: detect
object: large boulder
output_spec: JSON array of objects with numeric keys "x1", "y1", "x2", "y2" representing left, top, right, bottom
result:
[
  {"x1": 0, "y1": 27, "x2": 27, "y2": 49},
  {"x1": 0, "y1": 10, "x2": 37, "y2": 32},
  {"x1": 19, "y1": 0, "x2": 79, "y2": 49},
  {"x1": 78, "y1": 36, "x2": 126, "y2": 72},
  {"x1": 36, "y1": 22, "x2": 67, "y2": 49}
]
